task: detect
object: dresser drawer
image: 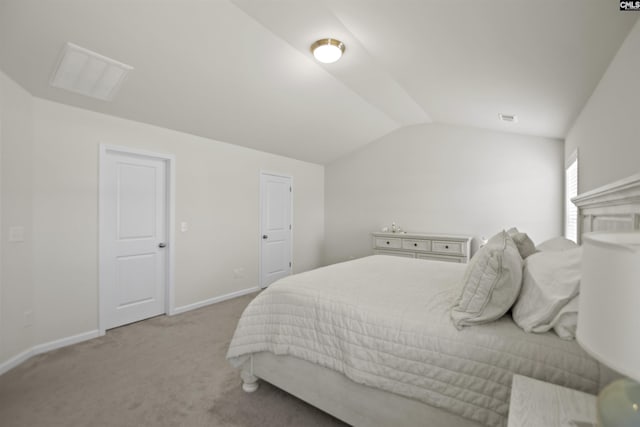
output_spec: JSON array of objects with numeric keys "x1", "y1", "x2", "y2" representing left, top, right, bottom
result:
[
  {"x1": 432, "y1": 240, "x2": 464, "y2": 255},
  {"x1": 402, "y1": 239, "x2": 431, "y2": 252},
  {"x1": 374, "y1": 237, "x2": 402, "y2": 249}
]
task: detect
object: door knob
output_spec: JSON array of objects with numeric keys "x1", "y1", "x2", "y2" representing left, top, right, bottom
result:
[
  {"x1": 262, "y1": 235, "x2": 268, "y2": 239},
  {"x1": 158, "y1": 242, "x2": 167, "y2": 248}
]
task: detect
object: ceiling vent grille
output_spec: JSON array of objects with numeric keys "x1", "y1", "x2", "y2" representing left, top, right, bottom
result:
[
  {"x1": 50, "y1": 43, "x2": 133, "y2": 101},
  {"x1": 499, "y1": 113, "x2": 518, "y2": 123}
]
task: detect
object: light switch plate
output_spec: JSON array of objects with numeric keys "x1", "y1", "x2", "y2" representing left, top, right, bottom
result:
[
  {"x1": 8, "y1": 226, "x2": 25, "y2": 242},
  {"x1": 180, "y1": 222, "x2": 189, "y2": 232},
  {"x1": 24, "y1": 310, "x2": 33, "y2": 327}
]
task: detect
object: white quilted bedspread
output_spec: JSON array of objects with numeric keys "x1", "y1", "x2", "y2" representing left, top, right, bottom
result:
[{"x1": 226, "y1": 255, "x2": 599, "y2": 427}]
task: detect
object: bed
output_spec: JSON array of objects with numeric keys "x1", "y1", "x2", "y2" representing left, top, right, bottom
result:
[{"x1": 227, "y1": 172, "x2": 640, "y2": 427}]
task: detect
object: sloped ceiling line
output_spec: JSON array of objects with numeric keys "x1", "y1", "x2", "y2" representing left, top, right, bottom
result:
[
  {"x1": 231, "y1": 0, "x2": 431, "y2": 127},
  {"x1": 0, "y1": 0, "x2": 636, "y2": 164}
]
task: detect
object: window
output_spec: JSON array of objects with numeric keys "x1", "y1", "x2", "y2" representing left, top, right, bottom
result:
[{"x1": 565, "y1": 150, "x2": 578, "y2": 242}]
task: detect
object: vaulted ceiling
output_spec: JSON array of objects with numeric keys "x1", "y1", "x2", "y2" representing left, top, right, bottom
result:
[{"x1": 0, "y1": 1, "x2": 637, "y2": 164}]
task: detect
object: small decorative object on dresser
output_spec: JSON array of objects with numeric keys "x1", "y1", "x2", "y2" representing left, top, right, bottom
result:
[
  {"x1": 371, "y1": 231, "x2": 471, "y2": 263},
  {"x1": 508, "y1": 375, "x2": 597, "y2": 427}
]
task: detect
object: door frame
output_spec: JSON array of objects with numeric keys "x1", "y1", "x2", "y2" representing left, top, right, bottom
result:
[
  {"x1": 98, "y1": 144, "x2": 176, "y2": 335},
  {"x1": 259, "y1": 171, "x2": 293, "y2": 289}
]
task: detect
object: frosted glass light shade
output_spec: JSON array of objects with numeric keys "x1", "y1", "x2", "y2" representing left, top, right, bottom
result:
[
  {"x1": 597, "y1": 378, "x2": 640, "y2": 427},
  {"x1": 311, "y1": 39, "x2": 345, "y2": 64}
]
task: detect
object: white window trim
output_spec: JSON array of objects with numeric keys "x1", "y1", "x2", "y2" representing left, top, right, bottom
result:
[{"x1": 565, "y1": 149, "x2": 578, "y2": 242}]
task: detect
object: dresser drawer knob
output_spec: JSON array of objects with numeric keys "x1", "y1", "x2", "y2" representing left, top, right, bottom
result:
[
  {"x1": 414, "y1": 243, "x2": 418, "y2": 247},
  {"x1": 386, "y1": 241, "x2": 390, "y2": 245},
  {"x1": 445, "y1": 245, "x2": 449, "y2": 249}
]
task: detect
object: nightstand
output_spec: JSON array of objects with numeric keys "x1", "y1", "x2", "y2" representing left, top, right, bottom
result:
[{"x1": 508, "y1": 375, "x2": 597, "y2": 427}]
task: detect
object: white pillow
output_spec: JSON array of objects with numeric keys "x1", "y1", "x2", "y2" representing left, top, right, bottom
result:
[
  {"x1": 451, "y1": 231, "x2": 523, "y2": 329},
  {"x1": 551, "y1": 296, "x2": 579, "y2": 340},
  {"x1": 536, "y1": 237, "x2": 579, "y2": 252},
  {"x1": 512, "y1": 247, "x2": 582, "y2": 333},
  {"x1": 507, "y1": 227, "x2": 537, "y2": 259}
]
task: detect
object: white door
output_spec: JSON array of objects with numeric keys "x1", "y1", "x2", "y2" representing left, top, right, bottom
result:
[
  {"x1": 101, "y1": 149, "x2": 168, "y2": 330},
  {"x1": 260, "y1": 173, "x2": 292, "y2": 288}
]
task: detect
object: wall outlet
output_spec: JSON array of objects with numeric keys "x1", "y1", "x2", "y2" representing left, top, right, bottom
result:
[
  {"x1": 233, "y1": 267, "x2": 245, "y2": 279},
  {"x1": 9, "y1": 226, "x2": 25, "y2": 242},
  {"x1": 24, "y1": 310, "x2": 33, "y2": 327}
]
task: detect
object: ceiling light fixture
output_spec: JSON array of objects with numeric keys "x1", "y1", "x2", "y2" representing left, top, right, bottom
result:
[{"x1": 310, "y1": 38, "x2": 345, "y2": 64}]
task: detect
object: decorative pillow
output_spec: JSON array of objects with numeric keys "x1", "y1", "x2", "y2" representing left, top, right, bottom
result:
[
  {"x1": 536, "y1": 236, "x2": 579, "y2": 252},
  {"x1": 507, "y1": 227, "x2": 537, "y2": 259},
  {"x1": 511, "y1": 247, "x2": 582, "y2": 333},
  {"x1": 451, "y1": 231, "x2": 523, "y2": 329}
]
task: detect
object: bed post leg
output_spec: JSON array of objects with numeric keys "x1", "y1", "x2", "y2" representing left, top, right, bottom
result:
[
  {"x1": 241, "y1": 356, "x2": 259, "y2": 392},
  {"x1": 241, "y1": 369, "x2": 259, "y2": 392}
]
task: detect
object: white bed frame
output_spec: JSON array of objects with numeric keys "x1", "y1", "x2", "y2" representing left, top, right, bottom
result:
[
  {"x1": 573, "y1": 172, "x2": 640, "y2": 241},
  {"x1": 238, "y1": 172, "x2": 640, "y2": 427},
  {"x1": 241, "y1": 352, "x2": 478, "y2": 427}
]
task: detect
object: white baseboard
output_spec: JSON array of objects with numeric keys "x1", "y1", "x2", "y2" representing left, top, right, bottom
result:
[
  {"x1": 0, "y1": 329, "x2": 100, "y2": 376},
  {"x1": 172, "y1": 286, "x2": 260, "y2": 315},
  {"x1": 32, "y1": 330, "x2": 100, "y2": 355},
  {"x1": 0, "y1": 288, "x2": 258, "y2": 375},
  {"x1": 0, "y1": 348, "x2": 33, "y2": 376}
]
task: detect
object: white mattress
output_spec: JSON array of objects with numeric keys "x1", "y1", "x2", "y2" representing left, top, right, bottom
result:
[{"x1": 227, "y1": 255, "x2": 599, "y2": 427}]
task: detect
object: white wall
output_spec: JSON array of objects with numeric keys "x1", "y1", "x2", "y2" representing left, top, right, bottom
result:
[
  {"x1": 325, "y1": 123, "x2": 563, "y2": 265},
  {"x1": 0, "y1": 71, "x2": 35, "y2": 363},
  {"x1": 0, "y1": 72, "x2": 324, "y2": 367},
  {"x1": 30, "y1": 98, "x2": 324, "y2": 346},
  {"x1": 565, "y1": 19, "x2": 640, "y2": 193}
]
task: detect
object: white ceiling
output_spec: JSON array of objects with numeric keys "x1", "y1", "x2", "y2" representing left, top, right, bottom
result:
[{"x1": 0, "y1": 1, "x2": 636, "y2": 164}]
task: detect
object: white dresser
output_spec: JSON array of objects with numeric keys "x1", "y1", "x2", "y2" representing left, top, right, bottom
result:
[{"x1": 372, "y1": 232, "x2": 472, "y2": 263}]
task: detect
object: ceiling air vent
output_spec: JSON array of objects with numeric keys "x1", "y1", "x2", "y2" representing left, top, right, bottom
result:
[
  {"x1": 499, "y1": 113, "x2": 518, "y2": 123},
  {"x1": 50, "y1": 43, "x2": 133, "y2": 101}
]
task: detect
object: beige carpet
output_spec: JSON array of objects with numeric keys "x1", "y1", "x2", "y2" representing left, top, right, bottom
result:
[{"x1": 0, "y1": 293, "x2": 346, "y2": 427}]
